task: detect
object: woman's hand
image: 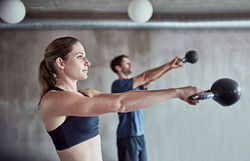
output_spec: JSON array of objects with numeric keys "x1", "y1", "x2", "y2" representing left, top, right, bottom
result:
[{"x1": 177, "y1": 86, "x2": 203, "y2": 105}]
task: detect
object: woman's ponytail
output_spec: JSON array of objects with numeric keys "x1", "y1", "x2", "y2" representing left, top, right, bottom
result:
[{"x1": 38, "y1": 59, "x2": 56, "y2": 105}]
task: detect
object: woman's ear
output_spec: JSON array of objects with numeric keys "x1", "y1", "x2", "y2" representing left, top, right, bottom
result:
[{"x1": 55, "y1": 57, "x2": 65, "y2": 70}]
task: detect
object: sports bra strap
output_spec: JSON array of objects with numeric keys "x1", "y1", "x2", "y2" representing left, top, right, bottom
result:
[{"x1": 53, "y1": 87, "x2": 89, "y2": 97}]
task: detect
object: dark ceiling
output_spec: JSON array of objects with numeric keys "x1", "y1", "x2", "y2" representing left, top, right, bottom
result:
[
  {"x1": 2, "y1": 0, "x2": 250, "y2": 29},
  {"x1": 22, "y1": 0, "x2": 250, "y2": 20}
]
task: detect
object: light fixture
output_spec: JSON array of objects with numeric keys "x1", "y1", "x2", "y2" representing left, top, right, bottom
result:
[
  {"x1": 0, "y1": 0, "x2": 26, "y2": 24},
  {"x1": 127, "y1": 0, "x2": 153, "y2": 23}
]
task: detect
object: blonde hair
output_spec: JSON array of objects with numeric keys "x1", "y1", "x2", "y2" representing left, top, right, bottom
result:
[{"x1": 38, "y1": 36, "x2": 79, "y2": 105}]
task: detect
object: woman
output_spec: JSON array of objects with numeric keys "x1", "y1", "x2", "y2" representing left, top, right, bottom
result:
[{"x1": 38, "y1": 36, "x2": 201, "y2": 161}]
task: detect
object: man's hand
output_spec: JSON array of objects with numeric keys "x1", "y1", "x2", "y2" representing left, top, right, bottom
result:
[{"x1": 169, "y1": 56, "x2": 184, "y2": 69}]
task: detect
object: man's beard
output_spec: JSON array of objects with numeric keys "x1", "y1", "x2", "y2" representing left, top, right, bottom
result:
[{"x1": 121, "y1": 67, "x2": 132, "y2": 76}]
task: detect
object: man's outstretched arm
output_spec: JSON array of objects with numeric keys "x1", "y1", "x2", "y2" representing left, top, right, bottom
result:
[{"x1": 133, "y1": 57, "x2": 183, "y2": 88}]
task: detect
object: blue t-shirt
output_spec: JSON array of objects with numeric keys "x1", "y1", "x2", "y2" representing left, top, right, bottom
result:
[{"x1": 111, "y1": 78, "x2": 145, "y2": 138}]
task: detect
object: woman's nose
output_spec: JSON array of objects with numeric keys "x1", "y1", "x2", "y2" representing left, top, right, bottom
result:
[{"x1": 84, "y1": 58, "x2": 91, "y2": 66}]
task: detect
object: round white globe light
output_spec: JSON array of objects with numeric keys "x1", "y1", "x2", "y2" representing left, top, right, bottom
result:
[
  {"x1": 0, "y1": 0, "x2": 26, "y2": 24},
  {"x1": 128, "y1": 0, "x2": 153, "y2": 23}
]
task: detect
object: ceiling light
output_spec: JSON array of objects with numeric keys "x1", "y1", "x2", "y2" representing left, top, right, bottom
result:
[
  {"x1": 0, "y1": 0, "x2": 26, "y2": 24},
  {"x1": 127, "y1": 0, "x2": 153, "y2": 23}
]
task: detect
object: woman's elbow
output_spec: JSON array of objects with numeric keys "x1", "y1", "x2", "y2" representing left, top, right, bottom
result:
[{"x1": 113, "y1": 98, "x2": 128, "y2": 113}]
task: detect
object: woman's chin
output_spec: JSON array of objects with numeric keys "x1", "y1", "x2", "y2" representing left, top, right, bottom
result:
[{"x1": 82, "y1": 75, "x2": 88, "y2": 80}]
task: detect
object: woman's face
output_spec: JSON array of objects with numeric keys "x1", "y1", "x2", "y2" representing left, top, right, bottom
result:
[{"x1": 63, "y1": 42, "x2": 91, "y2": 81}]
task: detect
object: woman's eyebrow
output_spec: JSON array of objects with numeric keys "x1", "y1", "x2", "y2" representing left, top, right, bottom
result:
[{"x1": 76, "y1": 52, "x2": 84, "y2": 55}]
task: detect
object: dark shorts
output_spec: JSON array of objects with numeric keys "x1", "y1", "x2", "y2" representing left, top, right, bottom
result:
[{"x1": 117, "y1": 135, "x2": 147, "y2": 161}]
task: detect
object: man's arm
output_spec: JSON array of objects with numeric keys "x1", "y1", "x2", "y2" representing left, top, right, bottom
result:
[{"x1": 133, "y1": 57, "x2": 183, "y2": 88}]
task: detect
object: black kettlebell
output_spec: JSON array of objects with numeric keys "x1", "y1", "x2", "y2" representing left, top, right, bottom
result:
[
  {"x1": 190, "y1": 78, "x2": 241, "y2": 106},
  {"x1": 178, "y1": 50, "x2": 199, "y2": 64}
]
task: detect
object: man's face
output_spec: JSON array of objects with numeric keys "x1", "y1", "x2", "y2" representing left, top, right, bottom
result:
[{"x1": 120, "y1": 57, "x2": 132, "y2": 75}]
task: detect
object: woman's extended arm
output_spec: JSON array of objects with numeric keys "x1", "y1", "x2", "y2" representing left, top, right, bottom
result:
[{"x1": 41, "y1": 86, "x2": 201, "y2": 117}]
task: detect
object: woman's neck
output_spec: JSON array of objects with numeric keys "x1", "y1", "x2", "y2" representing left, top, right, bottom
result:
[{"x1": 55, "y1": 78, "x2": 78, "y2": 92}]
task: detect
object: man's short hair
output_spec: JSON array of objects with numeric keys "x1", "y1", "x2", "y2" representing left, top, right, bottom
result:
[{"x1": 110, "y1": 55, "x2": 128, "y2": 74}]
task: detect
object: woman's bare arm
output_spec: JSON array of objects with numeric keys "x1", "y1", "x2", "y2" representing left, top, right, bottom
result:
[{"x1": 41, "y1": 86, "x2": 201, "y2": 117}]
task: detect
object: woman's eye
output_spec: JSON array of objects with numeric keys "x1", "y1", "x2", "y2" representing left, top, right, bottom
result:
[{"x1": 77, "y1": 55, "x2": 83, "y2": 59}]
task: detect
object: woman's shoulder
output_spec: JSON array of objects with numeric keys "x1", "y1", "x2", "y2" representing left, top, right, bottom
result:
[
  {"x1": 42, "y1": 89, "x2": 63, "y2": 101},
  {"x1": 41, "y1": 90, "x2": 76, "y2": 108},
  {"x1": 40, "y1": 90, "x2": 60, "y2": 110}
]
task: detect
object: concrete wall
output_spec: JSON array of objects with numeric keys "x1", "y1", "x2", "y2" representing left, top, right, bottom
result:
[{"x1": 0, "y1": 29, "x2": 249, "y2": 161}]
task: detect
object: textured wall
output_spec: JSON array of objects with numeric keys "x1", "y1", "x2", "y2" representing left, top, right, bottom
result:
[{"x1": 0, "y1": 29, "x2": 249, "y2": 161}]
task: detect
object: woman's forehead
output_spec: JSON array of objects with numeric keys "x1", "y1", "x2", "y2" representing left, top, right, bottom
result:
[
  {"x1": 73, "y1": 42, "x2": 84, "y2": 50},
  {"x1": 71, "y1": 42, "x2": 85, "y2": 55}
]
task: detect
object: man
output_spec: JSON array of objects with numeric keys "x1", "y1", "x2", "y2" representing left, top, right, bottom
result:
[{"x1": 110, "y1": 55, "x2": 184, "y2": 161}]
